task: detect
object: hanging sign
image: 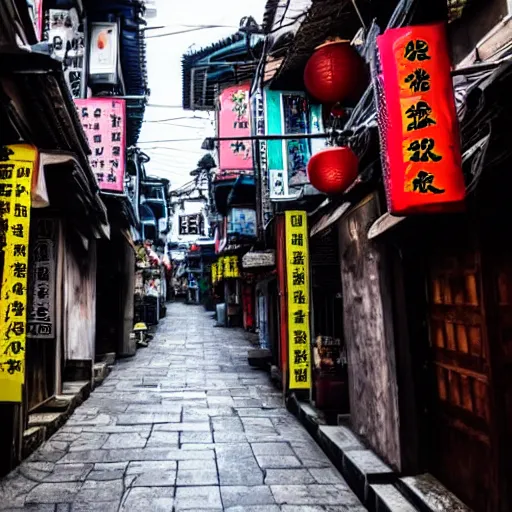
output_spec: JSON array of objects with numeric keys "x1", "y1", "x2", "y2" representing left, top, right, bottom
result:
[
  {"x1": 285, "y1": 211, "x2": 311, "y2": 390},
  {"x1": 218, "y1": 84, "x2": 253, "y2": 177},
  {"x1": 211, "y1": 262, "x2": 218, "y2": 285},
  {"x1": 179, "y1": 214, "x2": 203, "y2": 235},
  {"x1": 75, "y1": 98, "x2": 126, "y2": 192},
  {"x1": 215, "y1": 256, "x2": 240, "y2": 280},
  {"x1": 252, "y1": 87, "x2": 272, "y2": 225},
  {"x1": 88, "y1": 22, "x2": 119, "y2": 85},
  {"x1": 222, "y1": 256, "x2": 240, "y2": 279},
  {"x1": 0, "y1": 144, "x2": 36, "y2": 402},
  {"x1": 242, "y1": 250, "x2": 275, "y2": 269},
  {"x1": 47, "y1": 9, "x2": 85, "y2": 98},
  {"x1": 269, "y1": 169, "x2": 288, "y2": 199},
  {"x1": 376, "y1": 23, "x2": 465, "y2": 215},
  {"x1": 27, "y1": 219, "x2": 56, "y2": 339},
  {"x1": 217, "y1": 258, "x2": 224, "y2": 282}
]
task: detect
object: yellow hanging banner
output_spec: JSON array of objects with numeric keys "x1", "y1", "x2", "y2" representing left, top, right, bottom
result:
[
  {"x1": 215, "y1": 256, "x2": 240, "y2": 280},
  {"x1": 285, "y1": 211, "x2": 311, "y2": 390},
  {"x1": 225, "y1": 255, "x2": 240, "y2": 278},
  {"x1": 0, "y1": 144, "x2": 36, "y2": 402},
  {"x1": 211, "y1": 262, "x2": 218, "y2": 285}
]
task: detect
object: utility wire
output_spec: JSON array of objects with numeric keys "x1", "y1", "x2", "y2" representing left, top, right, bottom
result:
[
  {"x1": 145, "y1": 23, "x2": 238, "y2": 31},
  {"x1": 146, "y1": 104, "x2": 187, "y2": 109},
  {"x1": 143, "y1": 122, "x2": 207, "y2": 129},
  {"x1": 146, "y1": 25, "x2": 240, "y2": 38},
  {"x1": 143, "y1": 116, "x2": 209, "y2": 123},
  {"x1": 138, "y1": 138, "x2": 204, "y2": 144},
  {"x1": 142, "y1": 147, "x2": 206, "y2": 153}
]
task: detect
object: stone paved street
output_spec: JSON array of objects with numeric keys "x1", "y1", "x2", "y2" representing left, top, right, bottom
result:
[{"x1": 0, "y1": 303, "x2": 366, "y2": 511}]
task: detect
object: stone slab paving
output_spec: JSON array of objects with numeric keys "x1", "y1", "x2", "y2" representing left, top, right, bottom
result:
[{"x1": 0, "y1": 303, "x2": 366, "y2": 511}]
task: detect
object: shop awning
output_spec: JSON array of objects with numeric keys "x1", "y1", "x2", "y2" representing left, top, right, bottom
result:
[
  {"x1": 310, "y1": 201, "x2": 352, "y2": 237},
  {"x1": 367, "y1": 213, "x2": 406, "y2": 240},
  {"x1": 227, "y1": 175, "x2": 256, "y2": 207},
  {"x1": 213, "y1": 175, "x2": 256, "y2": 216},
  {"x1": 182, "y1": 32, "x2": 263, "y2": 111}
]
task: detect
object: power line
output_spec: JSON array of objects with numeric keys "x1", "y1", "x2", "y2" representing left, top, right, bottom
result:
[
  {"x1": 142, "y1": 147, "x2": 205, "y2": 154},
  {"x1": 146, "y1": 104, "x2": 186, "y2": 109},
  {"x1": 143, "y1": 116, "x2": 209, "y2": 123},
  {"x1": 143, "y1": 122, "x2": 207, "y2": 129},
  {"x1": 138, "y1": 138, "x2": 204, "y2": 144},
  {"x1": 145, "y1": 23, "x2": 238, "y2": 31},
  {"x1": 146, "y1": 161, "x2": 198, "y2": 169},
  {"x1": 146, "y1": 25, "x2": 239, "y2": 39}
]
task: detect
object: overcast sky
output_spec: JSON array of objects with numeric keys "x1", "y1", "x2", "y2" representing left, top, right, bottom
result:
[{"x1": 139, "y1": 0, "x2": 266, "y2": 189}]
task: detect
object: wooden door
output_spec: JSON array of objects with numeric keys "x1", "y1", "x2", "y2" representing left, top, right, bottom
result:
[
  {"x1": 426, "y1": 229, "x2": 495, "y2": 511},
  {"x1": 481, "y1": 228, "x2": 512, "y2": 511}
]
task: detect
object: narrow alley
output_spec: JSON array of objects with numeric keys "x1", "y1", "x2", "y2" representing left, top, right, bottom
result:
[{"x1": 0, "y1": 303, "x2": 365, "y2": 512}]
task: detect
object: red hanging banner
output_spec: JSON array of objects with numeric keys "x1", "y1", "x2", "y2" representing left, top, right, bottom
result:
[{"x1": 377, "y1": 23, "x2": 465, "y2": 215}]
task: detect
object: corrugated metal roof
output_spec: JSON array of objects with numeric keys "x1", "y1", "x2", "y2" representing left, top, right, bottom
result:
[{"x1": 182, "y1": 33, "x2": 263, "y2": 111}]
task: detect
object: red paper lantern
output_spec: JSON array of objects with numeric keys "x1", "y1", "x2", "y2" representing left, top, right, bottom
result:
[
  {"x1": 307, "y1": 147, "x2": 358, "y2": 195},
  {"x1": 304, "y1": 41, "x2": 366, "y2": 104}
]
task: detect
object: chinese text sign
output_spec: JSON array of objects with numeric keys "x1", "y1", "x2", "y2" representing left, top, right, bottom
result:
[
  {"x1": 179, "y1": 214, "x2": 203, "y2": 236},
  {"x1": 218, "y1": 84, "x2": 253, "y2": 174},
  {"x1": 27, "y1": 219, "x2": 56, "y2": 339},
  {"x1": 376, "y1": 23, "x2": 465, "y2": 215},
  {"x1": 214, "y1": 256, "x2": 240, "y2": 282},
  {"x1": 211, "y1": 262, "x2": 218, "y2": 285},
  {"x1": 0, "y1": 145, "x2": 35, "y2": 402},
  {"x1": 75, "y1": 98, "x2": 126, "y2": 192},
  {"x1": 285, "y1": 211, "x2": 311, "y2": 390}
]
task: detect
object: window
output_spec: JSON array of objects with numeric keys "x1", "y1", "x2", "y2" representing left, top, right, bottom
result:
[{"x1": 282, "y1": 94, "x2": 311, "y2": 187}]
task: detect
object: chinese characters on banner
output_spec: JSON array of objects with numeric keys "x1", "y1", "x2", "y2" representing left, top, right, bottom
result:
[
  {"x1": 27, "y1": 219, "x2": 56, "y2": 339},
  {"x1": 218, "y1": 84, "x2": 253, "y2": 180},
  {"x1": 74, "y1": 98, "x2": 126, "y2": 192},
  {"x1": 211, "y1": 262, "x2": 218, "y2": 285},
  {"x1": 213, "y1": 256, "x2": 240, "y2": 282},
  {"x1": 285, "y1": 211, "x2": 311, "y2": 390},
  {"x1": 376, "y1": 23, "x2": 465, "y2": 215},
  {"x1": 0, "y1": 145, "x2": 36, "y2": 402}
]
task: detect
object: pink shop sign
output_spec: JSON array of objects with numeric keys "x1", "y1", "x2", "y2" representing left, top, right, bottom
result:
[
  {"x1": 75, "y1": 98, "x2": 126, "y2": 192},
  {"x1": 218, "y1": 84, "x2": 253, "y2": 174}
]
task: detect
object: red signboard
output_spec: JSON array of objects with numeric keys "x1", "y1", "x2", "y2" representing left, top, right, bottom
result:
[
  {"x1": 75, "y1": 98, "x2": 126, "y2": 193},
  {"x1": 377, "y1": 23, "x2": 465, "y2": 215},
  {"x1": 218, "y1": 84, "x2": 253, "y2": 178}
]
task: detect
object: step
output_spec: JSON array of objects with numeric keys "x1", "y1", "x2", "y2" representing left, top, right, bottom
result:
[
  {"x1": 22, "y1": 426, "x2": 46, "y2": 460},
  {"x1": 318, "y1": 425, "x2": 365, "y2": 457},
  {"x1": 28, "y1": 411, "x2": 67, "y2": 439},
  {"x1": 94, "y1": 361, "x2": 111, "y2": 386},
  {"x1": 247, "y1": 348, "x2": 271, "y2": 369},
  {"x1": 343, "y1": 449, "x2": 396, "y2": 504},
  {"x1": 97, "y1": 352, "x2": 116, "y2": 365},
  {"x1": 371, "y1": 484, "x2": 419, "y2": 512},
  {"x1": 397, "y1": 474, "x2": 471, "y2": 512},
  {"x1": 62, "y1": 380, "x2": 91, "y2": 405}
]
